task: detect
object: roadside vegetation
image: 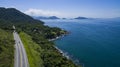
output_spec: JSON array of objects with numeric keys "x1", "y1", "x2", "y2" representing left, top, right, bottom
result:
[
  {"x1": 20, "y1": 32, "x2": 43, "y2": 67},
  {"x1": 0, "y1": 29, "x2": 14, "y2": 67}
]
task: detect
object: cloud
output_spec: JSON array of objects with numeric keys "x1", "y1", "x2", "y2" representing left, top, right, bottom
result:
[{"x1": 24, "y1": 8, "x2": 61, "y2": 17}]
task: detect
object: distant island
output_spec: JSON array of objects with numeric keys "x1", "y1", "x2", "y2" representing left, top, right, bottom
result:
[
  {"x1": 33, "y1": 16, "x2": 88, "y2": 20},
  {"x1": 74, "y1": 17, "x2": 88, "y2": 19},
  {"x1": 34, "y1": 16, "x2": 60, "y2": 19}
]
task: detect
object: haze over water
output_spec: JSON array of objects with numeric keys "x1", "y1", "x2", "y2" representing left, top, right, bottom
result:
[{"x1": 42, "y1": 18, "x2": 120, "y2": 67}]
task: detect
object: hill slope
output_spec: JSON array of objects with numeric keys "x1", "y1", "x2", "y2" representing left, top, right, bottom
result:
[
  {"x1": 0, "y1": 7, "x2": 43, "y2": 23},
  {"x1": 0, "y1": 29, "x2": 14, "y2": 67}
]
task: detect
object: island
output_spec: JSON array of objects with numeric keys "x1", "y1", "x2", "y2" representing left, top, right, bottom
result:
[
  {"x1": 74, "y1": 17, "x2": 88, "y2": 19},
  {"x1": 34, "y1": 16, "x2": 60, "y2": 20}
]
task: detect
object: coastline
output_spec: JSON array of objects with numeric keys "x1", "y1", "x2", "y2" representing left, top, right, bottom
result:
[
  {"x1": 54, "y1": 46, "x2": 70, "y2": 59},
  {"x1": 49, "y1": 34, "x2": 84, "y2": 67},
  {"x1": 49, "y1": 34, "x2": 71, "y2": 59},
  {"x1": 48, "y1": 34, "x2": 67, "y2": 41},
  {"x1": 54, "y1": 46, "x2": 84, "y2": 67}
]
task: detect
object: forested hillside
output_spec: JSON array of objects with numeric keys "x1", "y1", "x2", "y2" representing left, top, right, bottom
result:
[
  {"x1": 0, "y1": 7, "x2": 77, "y2": 67},
  {"x1": 0, "y1": 29, "x2": 14, "y2": 67}
]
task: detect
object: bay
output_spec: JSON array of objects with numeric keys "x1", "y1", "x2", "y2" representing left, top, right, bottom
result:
[{"x1": 42, "y1": 19, "x2": 120, "y2": 67}]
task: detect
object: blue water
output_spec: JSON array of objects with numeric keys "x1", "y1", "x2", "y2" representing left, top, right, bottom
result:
[{"x1": 42, "y1": 19, "x2": 120, "y2": 67}]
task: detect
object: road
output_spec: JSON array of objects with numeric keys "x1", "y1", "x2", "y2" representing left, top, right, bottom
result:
[{"x1": 13, "y1": 30, "x2": 29, "y2": 67}]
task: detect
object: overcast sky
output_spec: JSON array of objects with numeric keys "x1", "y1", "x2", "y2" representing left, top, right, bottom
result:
[{"x1": 0, "y1": 0, "x2": 120, "y2": 18}]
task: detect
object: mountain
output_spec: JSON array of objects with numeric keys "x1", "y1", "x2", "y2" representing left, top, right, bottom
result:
[
  {"x1": 34, "y1": 16, "x2": 60, "y2": 19},
  {"x1": 0, "y1": 7, "x2": 43, "y2": 23},
  {"x1": 62, "y1": 18, "x2": 67, "y2": 19},
  {"x1": 74, "y1": 17, "x2": 88, "y2": 19},
  {"x1": 34, "y1": 16, "x2": 89, "y2": 20},
  {"x1": 48, "y1": 16, "x2": 60, "y2": 19}
]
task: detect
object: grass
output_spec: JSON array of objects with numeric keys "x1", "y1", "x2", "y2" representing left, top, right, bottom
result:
[{"x1": 19, "y1": 32, "x2": 43, "y2": 67}]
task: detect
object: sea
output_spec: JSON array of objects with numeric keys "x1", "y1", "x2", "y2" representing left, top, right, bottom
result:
[{"x1": 41, "y1": 18, "x2": 120, "y2": 67}]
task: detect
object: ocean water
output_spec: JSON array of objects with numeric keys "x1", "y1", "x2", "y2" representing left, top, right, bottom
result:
[{"x1": 42, "y1": 18, "x2": 120, "y2": 67}]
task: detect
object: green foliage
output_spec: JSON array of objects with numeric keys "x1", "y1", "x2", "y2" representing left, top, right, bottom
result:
[
  {"x1": 0, "y1": 29, "x2": 14, "y2": 67},
  {"x1": 20, "y1": 32, "x2": 44, "y2": 67},
  {"x1": 17, "y1": 24, "x2": 77, "y2": 67}
]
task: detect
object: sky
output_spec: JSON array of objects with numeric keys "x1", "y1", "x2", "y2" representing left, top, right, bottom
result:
[{"x1": 0, "y1": 0, "x2": 120, "y2": 18}]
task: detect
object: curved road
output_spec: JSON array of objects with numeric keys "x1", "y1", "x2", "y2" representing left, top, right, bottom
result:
[{"x1": 13, "y1": 30, "x2": 29, "y2": 67}]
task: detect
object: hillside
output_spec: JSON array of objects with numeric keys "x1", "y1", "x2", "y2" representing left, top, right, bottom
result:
[
  {"x1": 0, "y1": 7, "x2": 77, "y2": 67},
  {"x1": 0, "y1": 7, "x2": 44, "y2": 23},
  {"x1": 0, "y1": 29, "x2": 14, "y2": 67}
]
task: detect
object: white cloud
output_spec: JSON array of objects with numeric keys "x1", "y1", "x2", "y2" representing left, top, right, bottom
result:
[{"x1": 24, "y1": 8, "x2": 62, "y2": 17}]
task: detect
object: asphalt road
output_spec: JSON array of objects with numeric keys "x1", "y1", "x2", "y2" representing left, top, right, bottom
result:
[{"x1": 13, "y1": 30, "x2": 29, "y2": 67}]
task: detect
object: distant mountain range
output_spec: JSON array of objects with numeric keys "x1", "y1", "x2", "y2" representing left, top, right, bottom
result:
[
  {"x1": 33, "y1": 16, "x2": 89, "y2": 20},
  {"x1": 33, "y1": 16, "x2": 60, "y2": 19}
]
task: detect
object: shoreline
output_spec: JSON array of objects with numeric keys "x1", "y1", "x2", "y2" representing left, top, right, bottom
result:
[
  {"x1": 54, "y1": 44, "x2": 85, "y2": 67},
  {"x1": 49, "y1": 34, "x2": 71, "y2": 59},
  {"x1": 54, "y1": 46, "x2": 70, "y2": 59},
  {"x1": 49, "y1": 34, "x2": 84, "y2": 67},
  {"x1": 48, "y1": 34, "x2": 67, "y2": 41}
]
